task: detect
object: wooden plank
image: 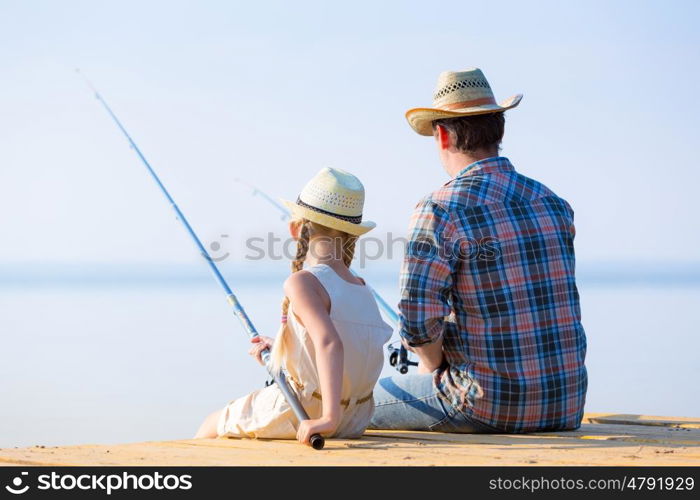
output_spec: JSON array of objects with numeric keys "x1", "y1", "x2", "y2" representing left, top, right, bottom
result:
[
  {"x1": 583, "y1": 413, "x2": 700, "y2": 429},
  {"x1": 370, "y1": 423, "x2": 700, "y2": 447}
]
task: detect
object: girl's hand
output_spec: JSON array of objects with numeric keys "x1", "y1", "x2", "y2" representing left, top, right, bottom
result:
[
  {"x1": 248, "y1": 336, "x2": 274, "y2": 365},
  {"x1": 296, "y1": 417, "x2": 339, "y2": 446}
]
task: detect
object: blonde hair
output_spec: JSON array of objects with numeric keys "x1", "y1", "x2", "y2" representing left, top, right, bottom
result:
[{"x1": 270, "y1": 218, "x2": 358, "y2": 371}]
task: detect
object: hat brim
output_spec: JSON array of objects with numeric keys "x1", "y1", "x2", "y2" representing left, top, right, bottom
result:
[
  {"x1": 282, "y1": 200, "x2": 376, "y2": 236},
  {"x1": 405, "y1": 94, "x2": 523, "y2": 136}
]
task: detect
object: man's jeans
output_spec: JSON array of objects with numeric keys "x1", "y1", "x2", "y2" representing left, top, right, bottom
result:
[{"x1": 368, "y1": 373, "x2": 496, "y2": 433}]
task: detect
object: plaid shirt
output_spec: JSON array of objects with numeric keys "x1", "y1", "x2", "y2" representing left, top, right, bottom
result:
[{"x1": 399, "y1": 157, "x2": 587, "y2": 433}]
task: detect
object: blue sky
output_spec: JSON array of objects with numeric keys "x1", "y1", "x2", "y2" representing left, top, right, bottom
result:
[{"x1": 1, "y1": 0, "x2": 698, "y2": 266}]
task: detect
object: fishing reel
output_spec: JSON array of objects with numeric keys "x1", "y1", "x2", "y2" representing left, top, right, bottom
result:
[{"x1": 387, "y1": 342, "x2": 418, "y2": 374}]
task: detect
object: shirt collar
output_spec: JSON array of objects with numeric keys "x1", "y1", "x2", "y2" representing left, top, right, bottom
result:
[{"x1": 454, "y1": 156, "x2": 514, "y2": 179}]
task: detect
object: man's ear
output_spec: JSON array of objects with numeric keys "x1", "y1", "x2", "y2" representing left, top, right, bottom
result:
[{"x1": 435, "y1": 124, "x2": 451, "y2": 150}]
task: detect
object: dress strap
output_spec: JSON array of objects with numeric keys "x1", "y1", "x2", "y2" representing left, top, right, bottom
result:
[{"x1": 302, "y1": 264, "x2": 341, "y2": 301}]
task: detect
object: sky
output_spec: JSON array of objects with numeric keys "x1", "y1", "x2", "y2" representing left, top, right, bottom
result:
[{"x1": 1, "y1": 0, "x2": 699, "y2": 268}]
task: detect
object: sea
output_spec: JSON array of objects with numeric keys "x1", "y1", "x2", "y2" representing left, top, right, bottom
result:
[{"x1": 1, "y1": 261, "x2": 698, "y2": 447}]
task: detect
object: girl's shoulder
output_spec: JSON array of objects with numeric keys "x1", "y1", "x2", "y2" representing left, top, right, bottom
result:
[
  {"x1": 283, "y1": 269, "x2": 323, "y2": 295},
  {"x1": 283, "y1": 270, "x2": 331, "y2": 312}
]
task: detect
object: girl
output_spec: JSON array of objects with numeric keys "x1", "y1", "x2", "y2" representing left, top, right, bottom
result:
[{"x1": 195, "y1": 167, "x2": 392, "y2": 445}]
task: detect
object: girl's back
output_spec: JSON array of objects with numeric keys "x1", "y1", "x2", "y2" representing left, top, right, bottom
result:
[{"x1": 285, "y1": 264, "x2": 392, "y2": 437}]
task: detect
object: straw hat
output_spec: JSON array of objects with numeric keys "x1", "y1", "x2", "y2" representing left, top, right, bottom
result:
[
  {"x1": 406, "y1": 68, "x2": 523, "y2": 136},
  {"x1": 282, "y1": 167, "x2": 375, "y2": 236}
]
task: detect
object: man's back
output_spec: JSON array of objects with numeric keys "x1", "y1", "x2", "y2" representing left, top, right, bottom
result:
[{"x1": 400, "y1": 156, "x2": 588, "y2": 433}]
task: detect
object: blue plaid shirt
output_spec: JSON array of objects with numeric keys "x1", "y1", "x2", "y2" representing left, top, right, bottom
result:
[{"x1": 399, "y1": 157, "x2": 587, "y2": 432}]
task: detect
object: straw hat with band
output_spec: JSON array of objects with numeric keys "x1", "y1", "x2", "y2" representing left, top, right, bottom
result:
[
  {"x1": 405, "y1": 67, "x2": 523, "y2": 136},
  {"x1": 282, "y1": 167, "x2": 375, "y2": 236}
]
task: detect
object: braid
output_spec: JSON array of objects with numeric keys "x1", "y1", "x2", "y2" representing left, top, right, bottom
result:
[
  {"x1": 281, "y1": 221, "x2": 310, "y2": 318},
  {"x1": 291, "y1": 222, "x2": 310, "y2": 273},
  {"x1": 342, "y1": 234, "x2": 358, "y2": 268},
  {"x1": 272, "y1": 220, "x2": 310, "y2": 371}
]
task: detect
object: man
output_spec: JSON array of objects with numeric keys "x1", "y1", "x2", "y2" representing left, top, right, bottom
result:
[{"x1": 370, "y1": 68, "x2": 587, "y2": 433}]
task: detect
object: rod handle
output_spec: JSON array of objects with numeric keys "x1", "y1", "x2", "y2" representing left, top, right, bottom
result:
[{"x1": 309, "y1": 434, "x2": 325, "y2": 450}]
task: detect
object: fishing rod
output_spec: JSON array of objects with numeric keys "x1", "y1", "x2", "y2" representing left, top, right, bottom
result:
[
  {"x1": 234, "y1": 179, "x2": 417, "y2": 374},
  {"x1": 77, "y1": 70, "x2": 325, "y2": 450}
]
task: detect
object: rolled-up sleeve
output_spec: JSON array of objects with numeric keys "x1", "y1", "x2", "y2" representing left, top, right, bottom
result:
[{"x1": 399, "y1": 199, "x2": 457, "y2": 347}]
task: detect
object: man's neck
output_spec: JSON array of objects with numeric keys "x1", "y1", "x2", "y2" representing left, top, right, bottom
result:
[{"x1": 444, "y1": 149, "x2": 499, "y2": 178}]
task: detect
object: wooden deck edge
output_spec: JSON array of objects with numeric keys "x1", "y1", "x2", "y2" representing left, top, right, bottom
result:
[{"x1": 583, "y1": 413, "x2": 700, "y2": 429}]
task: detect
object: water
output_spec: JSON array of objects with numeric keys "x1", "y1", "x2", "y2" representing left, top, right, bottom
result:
[{"x1": 1, "y1": 263, "x2": 699, "y2": 447}]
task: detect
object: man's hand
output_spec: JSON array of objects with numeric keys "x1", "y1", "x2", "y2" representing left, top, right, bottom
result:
[
  {"x1": 401, "y1": 336, "x2": 416, "y2": 352},
  {"x1": 296, "y1": 416, "x2": 339, "y2": 446},
  {"x1": 248, "y1": 336, "x2": 274, "y2": 365},
  {"x1": 401, "y1": 336, "x2": 444, "y2": 373}
]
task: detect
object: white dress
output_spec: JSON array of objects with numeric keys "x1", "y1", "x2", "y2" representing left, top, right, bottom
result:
[{"x1": 217, "y1": 264, "x2": 393, "y2": 439}]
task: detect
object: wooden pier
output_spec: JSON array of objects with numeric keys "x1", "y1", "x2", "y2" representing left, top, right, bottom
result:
[{"x1": 1, "y1": 413, "x2": 698, "y2": 466}]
